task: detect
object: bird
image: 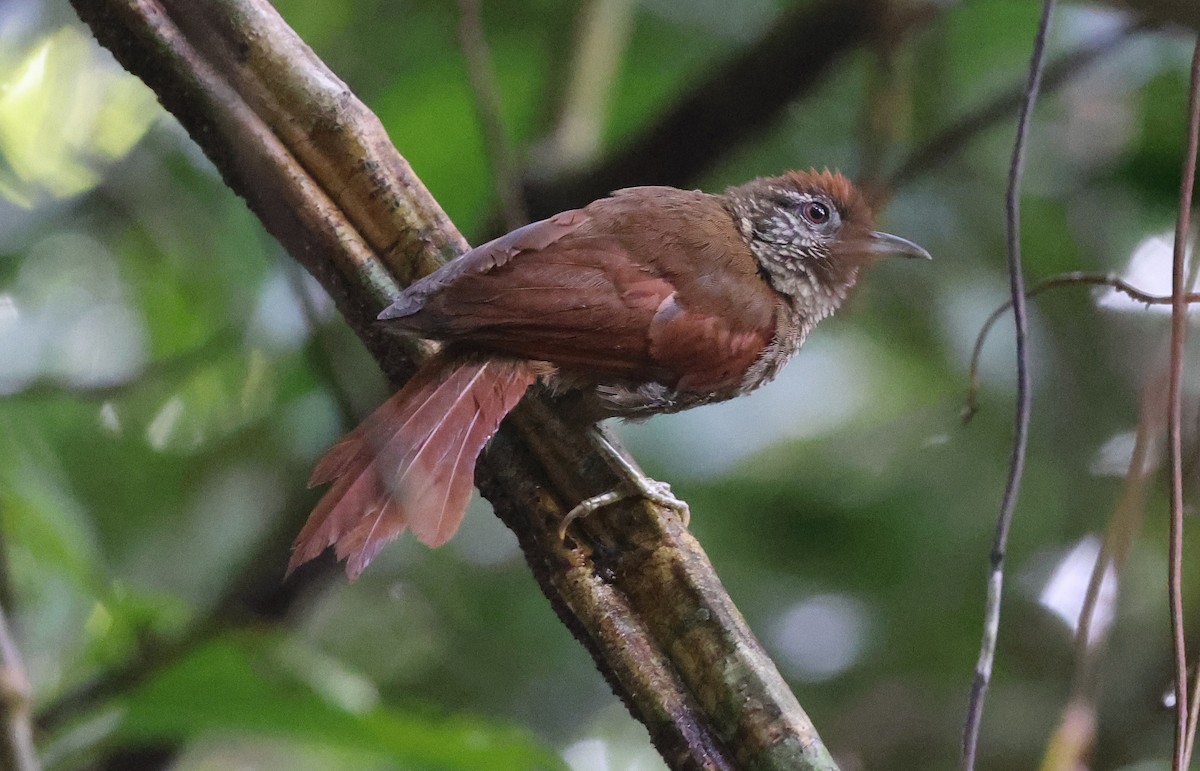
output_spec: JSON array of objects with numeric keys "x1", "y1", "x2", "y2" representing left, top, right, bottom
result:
[{"x1": 289, "y1": 169, "x2": 930, "y2": 578}]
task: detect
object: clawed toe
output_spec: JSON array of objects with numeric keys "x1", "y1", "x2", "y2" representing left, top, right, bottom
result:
[
  {"x1": 558, "y1": 428, "x2": 691, "y2": 542},
  {"x1": 558, "y1": 479, "x2": 691, "y2": 542},
  {"x1": 558, "y1": 490, "x2": 622, "y2": 541},
  {"x1": 639, "y1": 480, "x2": 690, "y2": 527}
]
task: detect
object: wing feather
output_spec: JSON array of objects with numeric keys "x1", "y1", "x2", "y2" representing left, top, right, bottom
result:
[{"x1": 382, "y1": 188, "x2": 779, "y2": 393}]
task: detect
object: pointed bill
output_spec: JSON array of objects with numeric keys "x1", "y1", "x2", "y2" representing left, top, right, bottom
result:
[{"x1": 868, "y1": 230, "x2": 932, "y2": 260}]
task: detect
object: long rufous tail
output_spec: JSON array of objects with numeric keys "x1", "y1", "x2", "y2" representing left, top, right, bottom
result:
[{"x1": 289, "y1": 355, "x2": 536, "y2": 578}]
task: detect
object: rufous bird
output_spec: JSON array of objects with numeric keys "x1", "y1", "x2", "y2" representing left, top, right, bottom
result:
[{"x1": 289, "y1": 169, "x2": 930, "y2": 578}]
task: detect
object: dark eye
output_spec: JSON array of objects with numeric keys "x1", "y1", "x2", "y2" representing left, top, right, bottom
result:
[{"x1": 802, "y1": 201, "x2": 830, "y2": 225}]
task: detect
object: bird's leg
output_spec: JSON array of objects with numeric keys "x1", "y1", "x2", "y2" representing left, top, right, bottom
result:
[{"x1": 557, "y1": 427, "x2": 691, "y2": 541}]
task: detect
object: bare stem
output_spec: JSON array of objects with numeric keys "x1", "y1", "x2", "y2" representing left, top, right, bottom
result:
[
  {"x1": 858, "y1": 0, "x2": 908, "y2": 187},
  {"x1": 456, "y1": 0, "x2": 528, "y2": 230},
  {"x1": 0, "y1": 601, "x2": 39, "y2": 771},
  {"x1": 521, "y1": 0, "x2": 940, "y2": 220},
  {"x1": 963, "y1": 272, "x2": 1200, "y2": 422},
  {"x1": 961, "y1": 3, "x2": 1054, "y2": 768},
  {"x1": 883, "y1": 20, "x2": 1143, "y2": 197},
  {"x1": 535, "y1": 0, "x2": 634, "y2": 174},
  {"x1": 1167, "y1": 36, "x2": 1200, "y2": 771},
  {"x1": 1184, "y1": 263, "x2": 1200, "y2": 770},
  {"x1": 282, "y1": 260, "x2": 359, "y2": 424},
  {"x1": 1038, "y1": 368, "x2": 1168, "y2": 770}
]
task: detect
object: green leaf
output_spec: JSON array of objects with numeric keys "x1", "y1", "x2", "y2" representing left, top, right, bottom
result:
[
  {"x1": 0, "y1": 421, "x2": 103, "y2": 591},
  {"x1": 113, "y1": 635, "x2": 565, "y2": 771}
]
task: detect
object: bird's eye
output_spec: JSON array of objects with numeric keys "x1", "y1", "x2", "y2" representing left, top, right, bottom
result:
[{"x1": 802, "y1": 201, "x2": 831, "y2": 225}]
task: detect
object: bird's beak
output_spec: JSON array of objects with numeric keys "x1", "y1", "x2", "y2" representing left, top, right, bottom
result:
[{"x1": 868, "y1": 230, "x2": 932, "y2": 260}]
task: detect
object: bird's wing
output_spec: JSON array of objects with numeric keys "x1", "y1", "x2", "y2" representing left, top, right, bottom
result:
[
  {"x1": 379, "y1": 208, "x2": 592, "y2": 321},
  {"x1": 383, "y1": 191, "x2": 778, "y2": 390}
]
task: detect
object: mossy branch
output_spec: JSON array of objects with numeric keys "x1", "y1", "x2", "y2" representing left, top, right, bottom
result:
[{"x1": 67, "y1": 1, "x2": 838, "y2": 768}]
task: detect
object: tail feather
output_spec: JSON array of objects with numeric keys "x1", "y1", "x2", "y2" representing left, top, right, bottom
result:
[
  {"x1": 308, "y1": 435, "x2": 364, "y2": 486},
  {"x1": 289, "y1": 459, "x2": 382, "y2": 569},
  {"x1": 335, "y1": 496, "x2": 403, "y2": 578},
  {"x1": 289, "y1": 355, "x2": 535, "y2": 579}
]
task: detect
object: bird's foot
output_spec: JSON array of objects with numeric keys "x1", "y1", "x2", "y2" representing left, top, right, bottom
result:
[
  {"x1": 557, "y1": 475, "x2": 691, "y2": 542},
  {"x1": 640, "y1": 478, "x2": 690, "y2": 527}
]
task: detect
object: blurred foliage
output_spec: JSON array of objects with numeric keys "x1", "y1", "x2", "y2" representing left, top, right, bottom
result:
[
  {"x1": 110, "y1": 634, "x2": 563, "y2": 771},
  {"x1": 1, "y1": 0, "x2": 1199, "y2": 769}
]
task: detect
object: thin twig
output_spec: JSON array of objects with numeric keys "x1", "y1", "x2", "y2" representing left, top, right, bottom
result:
[
  {"x1": 1168, "y1": 37, "x2": 1200, "y2": 771},
  {"x1": 1038, "y1": 369, "x2": 1168, "y2": 770},
  {"x1": 9, "y1": 328, "x2": 242, "y2": 405},
  {"x1": 282, "y1": 259, "x2": 359, "y2": 424},
  {"x1": 0, "y1": 496, "x2": 37, "y2": 771},
  {"x1": 1068, "y1": 394, "x2": 1153, "y2": 673},
  {"x1": 1040, "y1": 251, "x2": 1200, "y2": 771},
  {"x1": 961, "y1": 3, "x2": 1054, "y2": 768},
  {"x1": 0, "y1": 527, "x2": 12, "y2": 623},
  {"x1": 37, "y1": 481, "x2": 340, "y2": 741},
  {"x1": 963, "y1": 272, "x2": 1200, "y2": 421},
  {"x1": 1094, "y1": 0, "x2": 1200, "y2": 30},
  {"x1": 535, "y1": 0, "x2": 634, "y2": 175},
  {"x1": 456, "y1": 0, "x2": 528, "y2": 230},
  {"x1": 1186, "y1": 248, "x2": 1200, "y2": 770},
  {"x1": 521, "y1": 0, "x2": 940, "y2": 221},
  {"x1": 37, "y1": 272, "x2": 362, "y2": 741},
  {"x1": 1035, "y1": 236, "x2": 1200, "y2": 771},
  {"x1": 0, "y1": 602, "x2": 39, "y2": 771},
  {"x1": 883, "y1": 20, "x2": 1143, "y2": 197},
  {"x1": 859, "y1": 0, "x2": 907, "y2": 187}
]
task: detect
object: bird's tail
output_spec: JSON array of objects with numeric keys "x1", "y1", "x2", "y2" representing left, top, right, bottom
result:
[{"x1": 289, "y1": 354, "x2": 536, "y2": 578}]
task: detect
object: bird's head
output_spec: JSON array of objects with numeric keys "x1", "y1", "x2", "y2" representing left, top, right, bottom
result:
[{"x1": 725, "y1": 169, "x2": 929, "y2": 319}]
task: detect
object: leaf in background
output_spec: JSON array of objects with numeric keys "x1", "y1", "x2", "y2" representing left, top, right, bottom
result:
[
  {"x1": 1118, "y1": 69, "x2": 1196, "y2": 205},
  {"x1": 0, "y1": 25, "x2": 159, "y2": 208},
  {"x1": 0, "y1": 422, "x2": 103, "y2": 590},
  {"x1": 112, "y1": 635, "x2": 566, "y2": 771}
]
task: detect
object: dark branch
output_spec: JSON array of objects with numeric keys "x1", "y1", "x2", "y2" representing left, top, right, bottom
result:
[
  {"x1": 456, "y1": 0, "x2": 528, "y2": 229},
  {"x1": 62, "y1": 1, "x2": 840, "y2": 768},
  {"x1": 884, "y1": 20, "x2": 1145, "y2": 195},
  {"x1": 521, "y1": 0, "x2": 939, "y2": 219},
  {"x1": 1096, "y1": 0, "x2": 1200, "y2": 30}
]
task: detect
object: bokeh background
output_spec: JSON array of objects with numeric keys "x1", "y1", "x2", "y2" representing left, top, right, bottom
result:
[{"x1": 2, "y1": 0, "x2": 1200, "y2": 768}]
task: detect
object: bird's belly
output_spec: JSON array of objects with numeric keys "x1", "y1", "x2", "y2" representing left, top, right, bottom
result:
[
  {"x1": 576, "y1": 306, "x2": 809, "y2": 421},
  {"x1": 588, "y1": 380, "x2": 741, "y2": 421},
  {"x1": 588, "y1": 333, "x2": 805, "y2": 420}
]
